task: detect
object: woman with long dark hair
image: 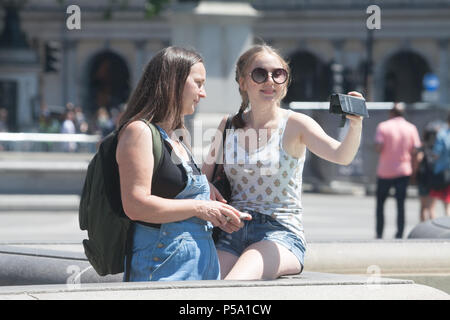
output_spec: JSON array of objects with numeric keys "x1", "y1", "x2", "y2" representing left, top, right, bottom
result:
[{"x1": 116, "y1": 47, "x2": 247, "y2": 281}]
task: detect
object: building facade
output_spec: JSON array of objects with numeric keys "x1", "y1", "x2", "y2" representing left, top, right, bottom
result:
[{"x1": 0, "y1": 0, "x2": 449, "y2": 132}]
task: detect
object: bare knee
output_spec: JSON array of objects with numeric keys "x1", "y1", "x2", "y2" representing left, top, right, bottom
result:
[{"x1": 224, "y1": 240, "x2": 301, "y2": 281}]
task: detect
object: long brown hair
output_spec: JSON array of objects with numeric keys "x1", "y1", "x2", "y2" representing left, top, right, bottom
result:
[
  {"x1": 118, "y1": 46, "x2": 203, "y2": 131},
  {"x1": 233, "y1": 44, "x2": 291, "y2": 129}
]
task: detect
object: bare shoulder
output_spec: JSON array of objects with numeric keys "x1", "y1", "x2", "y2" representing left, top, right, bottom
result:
[
  {"x1": 285, "y1": 110, "x2": 331, "y2": 149},
  {"x1": 119, "y1": 120, "x2": 152, "y2": 143},
  {"x1": 286, "y1": 110, "x2": 319, "y2": 132},
  {"x1": 116, "y1": 120, "x2": 153, "y2": 162}
]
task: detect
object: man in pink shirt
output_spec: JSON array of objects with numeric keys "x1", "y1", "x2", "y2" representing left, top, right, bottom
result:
[{"x1": 374, "y1": 103, "x2": 421, "y2": 239}]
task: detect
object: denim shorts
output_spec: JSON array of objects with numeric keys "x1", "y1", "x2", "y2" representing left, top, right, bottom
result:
[{"x1": 215, "y1": 211, "x2": 306, "y2": 268}]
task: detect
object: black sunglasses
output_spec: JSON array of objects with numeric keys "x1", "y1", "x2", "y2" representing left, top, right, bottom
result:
[{"x1": 249, "y1": 67, "x2": 288, "y2": 85}]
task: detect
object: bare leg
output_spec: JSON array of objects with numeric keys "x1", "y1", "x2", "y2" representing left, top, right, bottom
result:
[
  {"x1": 223, "y1": 240, "x2": 301, "y2": 280},
  {"x1": 421, "y1": 196, "x2": 437, "y2": 221},
  {"x1": 444, "y1": 202, "x2": 450, "y2": 216},
  {"x1": 428, "y1": 197, "x2": 437, "y2": 220},
  {"x1": 217, "y1": 250, "x2": 239, "y2": 280},
  {"x1": 420, "y1": 196, "x2": 428, "y2": 221}
]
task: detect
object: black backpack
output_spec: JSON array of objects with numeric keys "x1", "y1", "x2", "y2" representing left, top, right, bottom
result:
[{"x1": 79, "y1": 120, "x2": 163, "y2": 277}]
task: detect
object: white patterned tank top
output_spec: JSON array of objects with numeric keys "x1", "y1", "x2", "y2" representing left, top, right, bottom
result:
[{"x1": 223, "y1": 109, "x2": 306, "y2": 246}]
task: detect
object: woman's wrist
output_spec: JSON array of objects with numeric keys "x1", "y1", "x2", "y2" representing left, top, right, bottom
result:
[
  {"x1": 348, "y1": 116, "x2": 363, "y2": 130},
  {"x1": 193, "y1": 199, "x2": 213, "y2": 220},
  {"x1": 349, "y1": 121, "x2": 362, "y2": 130}
]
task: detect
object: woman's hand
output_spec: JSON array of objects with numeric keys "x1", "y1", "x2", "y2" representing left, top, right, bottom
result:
[
  {"x1": 345, "y1": 91, "x2": 364, "y2": 128},
  {"x1": 195, "y1": 200, "x2": 252, "y2": 233},
  {"x1": 209, "y1": 182, "x2": 227, "y2": 203},
  {"x1": 195, "y1": 200, "x2": 242, "y2": 228},
  {"x1": 207, "y1": 183, "x2": 253, "y2": 234},
  {"x1": 218, "y1": 211, "x2": 252, "y2": 234}
]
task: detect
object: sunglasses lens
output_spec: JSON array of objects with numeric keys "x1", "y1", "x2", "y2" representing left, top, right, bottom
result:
[
  {"x1": 273, "y1": 69, "x2": 288, "y2": 84},
  {"x1": 251, "y1": 68, "x2": 267, "y2": 83}
]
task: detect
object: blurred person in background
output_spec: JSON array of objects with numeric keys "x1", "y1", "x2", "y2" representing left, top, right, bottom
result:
[
  {"x1": 429, "y1": 112, "x2": 450, "y2": 216},
  {"x1": 74, "y1": 105, "x2": 89, "y2": 133},
  {"x1": 374, "y1": 102, "x2": 421, "y2": 239},
  {"x1": 61, "y1": 109, "x2": 77, "y2": 152},
  {"x1": 0, "y1": 108, "x2": 8, "y2": 132},
  {"x1": 0, "y1": 108, "x2": 9, "y2": 151},
  {"x1": 416, "y1": 123, "x2": 440, "y2": 221},
  {"x1": 66, "y1": 102, "x2": 75, "y2": 112},
  {"x1": 38, "y1": 104, "x2": 60, "y2": 134},
  {"x1": 94, "y1": 107, "x2": 114, "y2": 138}
]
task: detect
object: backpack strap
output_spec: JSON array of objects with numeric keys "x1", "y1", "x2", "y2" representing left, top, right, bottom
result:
[{"x1": 139, "y1": 119, "x2": 163, "y2": 174}]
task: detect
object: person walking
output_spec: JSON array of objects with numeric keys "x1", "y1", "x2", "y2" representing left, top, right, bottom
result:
[
  {"x1": 60, "y1": 109, "x2": 77, "y2": 152},
  {"x1": 116, "y1": 46, "x2": 246, "y2": 282},
  {"x1": 0, "y1": 107, "x2": 9, "y2": 151},
  {"x1": 429, "y1": 112, "x2": 450, "y2": 216},
  {"x1": 202, "y1": 44, "x2": 364, "y2": 280},
  {"x1": 416, "y1": 124, "x2": 439, "y2": 221},
  {"x1": 374, "y1": 103, "x2": 421, "y2": 239},
  {"x1": 0, "y1": 108, "x2": 8, "y2": 132}
]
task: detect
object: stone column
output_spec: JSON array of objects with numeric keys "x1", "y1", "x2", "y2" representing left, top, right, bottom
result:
[
  {"x1": 168, "y1": 1, "x2": 258, "y2": 160},
  {"x1": 331, "y1": 39, "x2": 345, "y2": 94},
  {"x1": 0, "y1": 4, "x2": 40, "y2": 131},
  {"x1": 134, "y1": 40, "x2": 147, "y2": 88},
  {"x1": 169, "y1": 1, "x2": 258, "y2": 115},
  {"x1": 64, "y1": 39, "x2": 79, "y2": 106},
  {"x1": 438, "y1": 39, "x2": 449, "y2": 104}
]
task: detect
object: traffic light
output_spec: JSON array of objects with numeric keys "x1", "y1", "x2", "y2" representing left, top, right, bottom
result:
[{"x1": 44, "y1": 41, "x2": 60, "y2": 73}]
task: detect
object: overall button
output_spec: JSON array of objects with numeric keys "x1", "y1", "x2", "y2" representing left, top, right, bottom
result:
[
  {"x1": 153, "y1": 257, "x2": 160, "y2": 262},
  {"x1": 157, "y1": 243, "x2": 164, "y2": 248}
]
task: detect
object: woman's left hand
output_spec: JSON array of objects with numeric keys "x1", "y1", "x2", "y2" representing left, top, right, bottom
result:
[
  {"x1": 209, "y1": 182, "x2": 228, "y2": 203},
  {"x1": 345, "y1": 91, "x2": 364, "y2": 127},
  {"x1": 208, "y1": 182, "x2": 250, "y2": 233}
]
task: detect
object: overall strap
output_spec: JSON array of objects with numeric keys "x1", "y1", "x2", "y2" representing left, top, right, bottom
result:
[
  {"x1": 154, "y1": 124, "x2": 199, "y2": 172},
  {"x1": 141, "y1": 119, "x2": 163, "y2": 174}
]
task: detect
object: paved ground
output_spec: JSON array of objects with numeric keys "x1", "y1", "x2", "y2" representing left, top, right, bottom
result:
[{"x1": 0, "y1": 192, "x2": 434, "y2": 243}]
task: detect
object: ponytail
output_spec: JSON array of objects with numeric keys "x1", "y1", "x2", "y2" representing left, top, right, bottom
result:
[{"x1": 232, "y1": 91, "x2": 249, "y2": 129}]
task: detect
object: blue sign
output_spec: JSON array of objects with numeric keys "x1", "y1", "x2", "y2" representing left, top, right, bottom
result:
[{"x1": 423, "y1": 73, "x2": 439, "y2": 91}]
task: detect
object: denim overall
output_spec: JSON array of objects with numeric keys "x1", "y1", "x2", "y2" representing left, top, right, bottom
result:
[{"x1": 126, "y1": 126, "x2": 220, "y2": 281}]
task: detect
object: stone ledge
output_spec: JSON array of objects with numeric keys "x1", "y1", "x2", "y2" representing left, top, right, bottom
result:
[
  {"x1": 1, "y1": 241, "x2": 450, "y2": 299},
  {"x1": 304, "y1": 240, "x2": 450, "y2": 274},
  {"x1": 2, "y1": 240, "x2": 450, "y2": 279},
  {"x1": 0, "y1": 272, "x2": 448, "y2": 300}
]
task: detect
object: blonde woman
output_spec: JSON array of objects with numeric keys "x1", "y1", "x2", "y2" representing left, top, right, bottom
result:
[{"x1": 203, "y1": 45, "x2": 364, "y2": 280}]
